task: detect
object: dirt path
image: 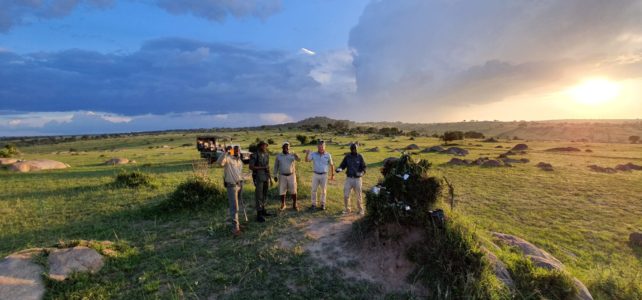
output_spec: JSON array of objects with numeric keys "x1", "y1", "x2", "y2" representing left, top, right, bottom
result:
[{"x1": 279, "y1": 215, "x2": 427, "y2": 296}]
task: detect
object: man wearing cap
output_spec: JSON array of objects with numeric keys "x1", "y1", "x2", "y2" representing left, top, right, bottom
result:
[
  {"x1": 336, "y1": 143, "x2": 367, "y2": 215},
  {"x1": 305, "y1": 140, "x2": 334, "y2": 210},
  {"x1": 273, "y1": 142, "x2": 301, "y2": 210},
  {"x1": 249, "y1": 141, "x2": 273, "y2": 222},
  {"x1": 216, "y1": 145, "x2": 244, "y2": 236}
]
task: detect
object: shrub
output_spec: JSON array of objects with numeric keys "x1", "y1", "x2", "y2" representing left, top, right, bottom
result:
[
  {"x1": 443, "y1": 131, "x2": 464, "y2": 144},
  {"x1": 295, "y1": 134, "x2": 308, "y2": 145},
  {"x1": 0, "y1": 144, "x2": 20, "y2": 158},
  {"x1": 160, "y1": 177, "x2": 226, "y2": 210},
  {"x1": 365, "y1": 154, "x2": 441, "y2": 227},
  {"x1": 267, "y1": 138, "x2": 275, "y2": 145},
  {"x1": 113, "y1": 171, "x2": 156, "y2": 188}
]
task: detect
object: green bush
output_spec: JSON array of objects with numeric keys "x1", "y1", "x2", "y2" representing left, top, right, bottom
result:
[
  {"x1": 365, "y1": 154, "x2": 441, "y2": 227},
  {"x1": 160, "y1": 177, "x2": 226, "y2": 211},
  {"x1": 113, "y1": 171, "x2": 156, "y2": 188},
  {"x1": 0, "y1": 144, "x2": 20, "y2": 158}
]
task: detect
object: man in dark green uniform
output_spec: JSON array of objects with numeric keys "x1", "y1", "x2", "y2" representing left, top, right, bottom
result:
[{"x1": 249, "y1": 141, "x2": 273, "y2": 222}]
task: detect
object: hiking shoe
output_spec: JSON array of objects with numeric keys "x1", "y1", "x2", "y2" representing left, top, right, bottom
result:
[
  {"x1": 280, "y1": 202, "x2": 286, "y2": 210},
  {"x1": 320, "y1": 205, "x2": 326, "y2": 211},
  {"x1": 256, "y1": 215, "x2": 266, "y2": 223},
  {"x1": 342, "y1": 209, "x2": 351, "y2": 215},
  {"x1": 232, "y1": 229, "x2": 241, "y2": 237},
  {"x1": 292, "y1": 205, "x2": 299, "y2": 211},
  {"x1": 308, "y1": 205, "x2": 317, "y2": 211},
  {"x1": 358, "y1": 210, "x2": 365, "y2": 216}
]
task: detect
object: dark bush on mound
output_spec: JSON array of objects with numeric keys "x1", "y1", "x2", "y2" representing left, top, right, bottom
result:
[
  {"x1": 113, "y1": 171, "x2": 156, "y2": 188},
  {"x1": 365, "y1": 154, "x2": 441, "y2": 227},
  {"x1": 160, "y1": 177, "x2": 226, "y2": 210}
]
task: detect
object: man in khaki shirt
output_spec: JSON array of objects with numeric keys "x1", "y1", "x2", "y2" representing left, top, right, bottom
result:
[
  {"x1": 216, "y1": 145, "x2": 244, "y2": 236},
  {"x1": 273, "y1": 142, "x2": 301, "y2": 210}
]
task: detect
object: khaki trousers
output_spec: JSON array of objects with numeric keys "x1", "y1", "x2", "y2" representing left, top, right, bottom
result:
[
  {"x1": 343, "y1": 177, "x2": 363, "y2": 211},
  {"x1": 310, "y1": 173, "x2": 328, "y2": 206}
]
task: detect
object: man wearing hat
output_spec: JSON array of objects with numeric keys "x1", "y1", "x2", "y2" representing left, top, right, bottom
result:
[
  {"x1": 249, "y1": 141, "x2": 273, "y2": 222},
  {"x1": 336, "y1": 143, "x2": 367, "y2": 215},
  {"x1": 273, "y1": 142, "x2": 301, "y2": 210},
  {"x1": 217, "y1": 145, "x2": 244, "y2": 236},
  {"x1": 305, "y1": 140, "x2": 334, "y2": 210}
]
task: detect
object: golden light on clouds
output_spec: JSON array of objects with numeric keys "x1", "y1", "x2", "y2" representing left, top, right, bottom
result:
[{"x1": 566, "y1": 78, "x2": 621, "y2": 105}]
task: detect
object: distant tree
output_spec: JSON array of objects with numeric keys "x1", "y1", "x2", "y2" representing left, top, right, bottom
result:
[
  {"x1": 443, "y1": 131, "x2": 464, "y2": 145},
  {"x1": 333, "y1": 121, "x2": 350, "y2": 132},
  {"x1": 379, "y1": 127, "x2": 402, "y2": 137},
  {"x1": 296, "y1": 135, "x2": 309, "y2": 145},
  {"x1": 408, "y1": 130, "x2": 420, "y2": 137},
  {"x1": 431, "y1": 133, "x2": 440, "y2": 138},
  {"x1": 630, "y1": 135, "x2": 640, "y2": 144},
  {"x1": 463, "y1": 131, "x2": 485, "y2": 139}
]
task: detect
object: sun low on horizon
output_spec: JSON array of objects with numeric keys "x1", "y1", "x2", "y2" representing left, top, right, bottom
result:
[{"x1": 565, "y1": 77, "x2": 621, "y2": 106}]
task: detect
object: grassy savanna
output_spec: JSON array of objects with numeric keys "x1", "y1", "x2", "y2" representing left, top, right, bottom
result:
[{"x1": 1, "y1": 130, "x2": 641, "y2": 299}]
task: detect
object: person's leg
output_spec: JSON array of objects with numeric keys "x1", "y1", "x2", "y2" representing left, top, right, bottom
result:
[
  {"x1": 227, "y1": 185, "x2": 240, "y2": 233},
  {"x1": 343, "y1": 178, "x2": 351, "y2": 213},
  {"x1": 355, "y1": 178, "x2": 363, "y2": 215},
  {"x1": 279, "y1": 175, "x2": 287, "y2": 210},
  {"x1": 310, "y1": 173, "x2": 319, "y2": 207},
  {"x1": 319, "y1": 174, "x2": 328, "y2": 208},
  {"x1": 261, "y1": 181, "x2": 273, "y2": 216},
  {"x1": 255, "y1": 180, "x2": 265, "y2": 212},
  {"x1": 290, "y1": 175, "x2": 298, "y2": 210}
]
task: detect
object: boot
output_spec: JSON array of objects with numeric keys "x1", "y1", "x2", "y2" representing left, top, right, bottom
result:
[
  {"x1": 280, "y1": 195, "x2": 286, "y2": 211},
  {"x1": 256, "y1": 211, "x2": 266, "y2": 223},
  {"x1": 262, "y1": 209, "x2": 275, "y2": 217},
  {"x1": 292, "y1": 194, "x2": 299, "y2": 211}
]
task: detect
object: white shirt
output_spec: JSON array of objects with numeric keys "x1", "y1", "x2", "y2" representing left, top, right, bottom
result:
[{"x1": 309, "y1": 151, "x2": 333, "y2": 173}]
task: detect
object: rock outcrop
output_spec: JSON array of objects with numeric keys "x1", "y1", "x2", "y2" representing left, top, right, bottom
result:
[{"x1": 9, "y1": 160, "x2": 70, "y2": 172}]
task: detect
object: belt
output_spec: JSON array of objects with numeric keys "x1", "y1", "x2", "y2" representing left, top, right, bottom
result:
[
  {"x1": 314, "y1": 172, "x2": 327, "y2": 175},
  {"x1": 280, "y1": 173, "x2": 292, "y2": 176},
  {"x1": 347, "y1": 175, "x2": 362, "y2": 178},
  {"x1": 224, "y1": 182, "x2": 241, "y2": 187}
]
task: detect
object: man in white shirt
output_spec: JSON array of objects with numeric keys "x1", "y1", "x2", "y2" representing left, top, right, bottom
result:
[
  {"x1": 216, "y1": 145, "x2": 244, "y2": 236},
  {"x1": 305, "y1": 140, "x2": 334, "y2": 210}
]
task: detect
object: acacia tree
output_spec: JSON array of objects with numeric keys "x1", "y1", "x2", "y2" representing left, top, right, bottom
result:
[{"x1": 442, "y1": 131, "x2": 464, "y2": 145}]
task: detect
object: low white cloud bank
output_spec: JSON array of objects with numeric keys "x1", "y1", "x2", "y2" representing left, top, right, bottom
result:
[{"x1": 0, "y1": 111, "x2": 294, "y2": 136}]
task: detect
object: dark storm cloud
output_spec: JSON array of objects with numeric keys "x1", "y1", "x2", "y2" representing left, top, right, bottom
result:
[
  {"x1": 349, "y1": 0, "x2": 642, "y2": 108},
  {"x1": 0, "y1": 37, "x2": 354, "y2": 115},
  {"x1": 0, "y1": 0, "x2": 281, "y2": 33}
]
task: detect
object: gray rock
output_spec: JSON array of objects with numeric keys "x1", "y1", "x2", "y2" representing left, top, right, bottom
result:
[
  {"x1": 481, "y1": 247, "x2": 514, "y2": 289},
  {"x1": 630, "y1": 232, "x2": 642, "y2": 247},
  {"x1": 48, "y1": 246, "x2": 104, "y2": 281},
  {"x1": 0, "y1": 248, "x2": 46, "y2": 300},
  {"x1": 511, "y1": 144, "x2": 529, "y2": 151}
]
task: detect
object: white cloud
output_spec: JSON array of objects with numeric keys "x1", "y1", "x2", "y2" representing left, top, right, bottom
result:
[{"x1": 300, "y1": 48, "x2": 316, "y2": 56}]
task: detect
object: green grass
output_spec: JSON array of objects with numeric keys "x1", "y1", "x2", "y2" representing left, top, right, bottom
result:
[{"x1": 1, "y1": 130, "x2": 641, "y2": 298}]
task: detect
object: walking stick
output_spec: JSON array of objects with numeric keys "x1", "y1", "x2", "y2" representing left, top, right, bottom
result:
[{"x1": 240, "y1": 181, "x2": 248, "y2": 222}]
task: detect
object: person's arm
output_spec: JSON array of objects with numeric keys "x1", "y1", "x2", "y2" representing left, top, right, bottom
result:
[
  {"x1": 328, "y1": 155, "x2": 335, "y2": 180},
  {"x1": 305, "y1": 150, "x2": 312, "y2": 162},
  {"x1": 337, "y1": 156, "x2": 347, "y2": 172},
  {"x1": 293, "y1": 153, "x2": 301, "y2": 161},
  {"x1": 273, "y1": 155, "x2": 280, "y2": 178},
  {"x1": 248, "y1": 154, "x2": 257, "y2": 171},
  {"x1": 216, "y1": 153, "x2": 226, "y2": 167}
]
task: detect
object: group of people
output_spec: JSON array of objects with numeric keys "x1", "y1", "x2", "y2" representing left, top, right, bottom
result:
[{"x1": 216, "y1": 140, "x2": 367, "y2": 236}]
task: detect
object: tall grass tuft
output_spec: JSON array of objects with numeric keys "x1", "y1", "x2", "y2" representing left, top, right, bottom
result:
[{"x1": 113, "y1": 170, "x2": 157, "y2": 188}]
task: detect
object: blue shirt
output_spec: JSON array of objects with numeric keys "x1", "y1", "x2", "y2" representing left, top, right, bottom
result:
[{"x1": 310, "y1": 152, "x2": 333, "y2": 173}]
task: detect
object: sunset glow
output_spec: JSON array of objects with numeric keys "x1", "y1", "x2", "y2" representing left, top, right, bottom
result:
[{"x1": 567, "y1": 78, "x2": 621, "y2": 105}]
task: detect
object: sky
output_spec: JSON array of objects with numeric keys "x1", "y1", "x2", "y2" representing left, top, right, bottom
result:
[{"x1": 1, "y1": 0, "x2": 642, "y2": 136}]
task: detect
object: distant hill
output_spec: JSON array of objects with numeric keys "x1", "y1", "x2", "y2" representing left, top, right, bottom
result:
[{"x1": 274, "y1": 117, "x2": 642, "y2": 143}]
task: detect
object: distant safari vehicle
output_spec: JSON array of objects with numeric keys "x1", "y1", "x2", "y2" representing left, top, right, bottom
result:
[{"x1": 196, "y1": 136, "x2": 251, "y2": 164}]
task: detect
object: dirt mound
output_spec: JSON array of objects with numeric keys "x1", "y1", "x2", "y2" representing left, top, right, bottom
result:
[
  {"x1": 405, "y1": 144, "x2": 420, "y2": 150},
  {"x1": 511, "y1": 144, "x2": 528, "y2": 151},
  {"x1": 495, "y1": 145, "x2": 503, "y2": 148},
  {"x1": 367, "y1": 147, "x2": 380, "y2": 152},
  {"x1": 442, "y1": 147, "x2": 469, "y2": 156},
  {"x1": 303, "y1": 217, "x2": 427, "y2": 296},
  {"x1": 588, "y1": 164, "x2": 617, "y2": 174},
  {"x1": 104, "y1": 157, "x2": 132, "y2": 165},
  {"x1": 545, "y1": 147, "x2": 581, "y2": 152},
  {"x1": 447, "y1": 158, "x2": 469, "y2": 166},
  {"x1": 536, "y1": 162, "x2": 554, "y2": 171},
  {"x1": 483, "y1": 137, "x2": 499, "y2": 143},
  {"x1": 9, "y1": 160, "x2": 70, "y2": 172},
  {"x1": 421, "y1": 145, "x2": 444, "y2": 153}
]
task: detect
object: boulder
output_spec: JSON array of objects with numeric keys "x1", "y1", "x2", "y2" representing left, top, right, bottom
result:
[
  {"x1": 588, "y1": 165, "x2": 617, "y2": 174},
  {"x1": 48, "y1": 246, "x2": 104, "y2": 281},
  {"x1": 422, "y1": 145, "x2": 445, "y2": 153},
  {"x1": 511, "y1": 144, "x2": 528, "y2": 151},
  {"x1": 104, "y1": 157, "x2": 131, "y2": 165},
  {"x1": 481, "y1": 247, "x2": 514, "y2": 289},
  {"x1": 442, "y1": 147, "x2": 469, "y2": 156},
  {"x1": 481, "y1": 160, "x2": 503, "y2": 168},
  {"x1": 447, "y1": 158, "x2": 468, "y2": 166},
  {"x1": 492, "y1": 233, "x2": 593, "y2": 300},
  {"x1": 9, "y1": 160, "x2": 70, "y2": 172},
  {"x1": 405, "y1": 144, "x2": 420, "y2": 150},
  {"x1": 495, "y1": 145, "x2": 503, "y2": 148},
  {"x1": 615, "y1": 163, "x2": 642, "y2": 172},
  {"x1": 0, "y1": 158, "x2": 19, "y2": 165},
  {"x1": 536, "y1": 162, "x2": 554, "y2": 171},
  {"x1": 0, "y1": 249, "x2": 45, "y2": 300},
  {"x1": 630, "y1": 232, "x2": 642, "y2": 247},
  {"x1": 585, "y1": 149, "x2": 593, "y2": 153}
]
